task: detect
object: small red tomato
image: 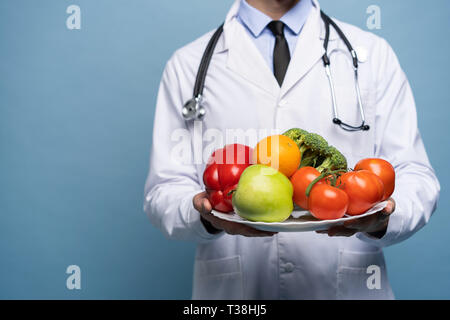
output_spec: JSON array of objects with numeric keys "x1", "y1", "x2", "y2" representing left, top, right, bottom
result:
[
  {"x1": 308, "y1": 184, "x2": 349, "y2": 220},
  {"x1": 354, "y1": 158, "x2": 395, "y2": 201},
  {"x1": 290, "y1": 166, "x2": 323, "y2": 210},
  {"x1": 339, "y1": 170, "x2": 385, "y2": 216}
]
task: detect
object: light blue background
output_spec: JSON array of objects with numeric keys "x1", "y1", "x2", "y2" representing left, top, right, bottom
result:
[{"x1": 0, "y1": 0, "x2": 449, "y2": 299}]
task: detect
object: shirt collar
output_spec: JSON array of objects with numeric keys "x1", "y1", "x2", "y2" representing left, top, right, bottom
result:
[
  {"x1": 237, "y1": 0, "x2": 313, "y2": 37},
  {"x1": 281, "y1": 0, "x2": 313, "y2": 35}
]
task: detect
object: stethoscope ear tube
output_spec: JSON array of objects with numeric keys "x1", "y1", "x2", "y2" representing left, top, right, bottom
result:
[
  {"x1": 182, "y1": 24, "x2": 224, "y2": 121},
  {"x1": 325, "y1": 64, "x2": 369, "y2": 131},
  {"x1": 321, "y1": 11, "x2": 370, "y2": 132},
  {"x1": 193, "y1": 24, "x2": 224, "y2": 98},
  {"x1": 322, "y1": 12, "x2": 358, "y2": 68}
]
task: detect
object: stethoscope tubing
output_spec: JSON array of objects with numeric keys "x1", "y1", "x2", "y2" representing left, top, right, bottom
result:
[{"x1": 182, "y1": 10, "x2": 370, "y2": 132}]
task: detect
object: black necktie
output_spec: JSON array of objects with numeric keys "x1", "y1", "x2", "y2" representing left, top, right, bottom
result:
[{"x1": 268, "y1": 20, "x2": 290, "y2": 86}]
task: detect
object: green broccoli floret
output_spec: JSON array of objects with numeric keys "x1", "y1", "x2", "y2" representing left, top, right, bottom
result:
[
  {"x1": 284, "y1": 129, "x2": 326, "y2": 152},
  {"x1": 298, "y1": 132, "x2": 328, "y2": 154},
  {"x1": 283, "y1": 128, "x2": 309, "y2": 145},
  {"x1": 282, "y1": 128, "x2": 347, "y2": 173},
  {"x1": 298, "y1": 133, "x2": 328, "y2": 168},
  {"x1": 316, "y1": 146, "x2": 347, "y2": 173},
  {"x1": 284, "y1": 128, "x2": 322, "y2": 167}
]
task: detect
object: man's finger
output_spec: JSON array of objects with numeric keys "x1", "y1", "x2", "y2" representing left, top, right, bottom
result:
[
  {"x1": 203, "y1": 214, "x2": 276, "y2": 237},
  {"x1": 201, "y1": 198, "x2": 212, "y2": 214},
  {"x1": 379, "y1": 198, "x2": 396, "y2": 216},
  {"x1": 343, "y1": 215, "x2": 376, "y2": 230},
  {"x1": 327, "y1": 226, "x2": 357, "y2": 237},
  {"x1": 227, "y1": 223, "x2": 277, "y2": 237},
  {"x1": 224, "y1": 221, "x2": 277, "y2": 237},
  {"x1": 343, "y1": 202, "x2": 394, "y2": 230},
  {"x1": 201, "y1": 212, "x2": 225, "y2": 227},
  {"x1": 194, "y1": 192, "x2": 277, "y2": 237},
  {"x1": 193, "y1": 192, "x2": 208, "y2": 211}
]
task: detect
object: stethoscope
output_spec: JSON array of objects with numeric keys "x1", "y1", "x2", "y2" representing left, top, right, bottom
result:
[{"x1": 182, "y1": 11, "x2": 370, "y2": 132}]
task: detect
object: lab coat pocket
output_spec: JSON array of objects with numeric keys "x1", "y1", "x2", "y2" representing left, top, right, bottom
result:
[
  {"x1": 192, "y1": 255, "x2": 244, "y2": 300},
  {"x1": 337, "y1": 249, "x2": 394, "y2": 300}
]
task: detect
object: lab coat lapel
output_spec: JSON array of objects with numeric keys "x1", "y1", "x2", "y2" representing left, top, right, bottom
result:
[
  {"x1": 280, "y1": 5, "x2": 325, "y2": 97},
  {"x1": 225, "y1": 21, "x2": 280, "y2": 97}
]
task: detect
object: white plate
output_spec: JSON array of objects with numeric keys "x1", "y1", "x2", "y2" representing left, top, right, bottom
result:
[{"x1": 211, "y1": 201, "x2": 388, "y2": 232}]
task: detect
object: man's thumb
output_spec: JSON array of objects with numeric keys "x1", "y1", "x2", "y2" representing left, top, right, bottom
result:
[{"x1": 202, "y1": 198, "x2": 212, "y2": 214}]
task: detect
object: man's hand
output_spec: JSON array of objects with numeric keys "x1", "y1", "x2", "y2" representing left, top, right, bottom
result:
[
  {"x1": 193, "y1": 191, "x2": 277, "y2": 237},
  {"x1": 316, "y1": 198, "x2": 396, "y2": 237}
]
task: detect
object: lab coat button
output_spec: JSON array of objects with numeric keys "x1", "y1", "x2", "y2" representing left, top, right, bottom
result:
[{"x1": 284, "y1": 262, "x2": 294, "y2": 273}]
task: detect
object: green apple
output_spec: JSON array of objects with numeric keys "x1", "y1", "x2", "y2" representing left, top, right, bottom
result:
[{"x1": 232, "y1": 164, "x2": 294, "y2": 222}]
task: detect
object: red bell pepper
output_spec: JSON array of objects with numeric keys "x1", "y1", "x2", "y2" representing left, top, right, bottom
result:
[{"x1": 203, "y1": 144, "x2": 253, "y2": 213}]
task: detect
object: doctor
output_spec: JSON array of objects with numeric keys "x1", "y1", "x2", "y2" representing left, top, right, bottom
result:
[{"x1": 144, "y1": 0, "x2": 440, "y2": 299}]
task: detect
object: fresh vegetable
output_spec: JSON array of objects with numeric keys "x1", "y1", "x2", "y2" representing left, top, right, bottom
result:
[
  {"x1": 307, "y1": 183, "x2": 349, "y2": 220},
  {"x1": 354, "y1": 158, "x2": 395, "y2": 201},
  {"x1": 232, "y1": 164, "x2": 294, "y2": 222},
  {"x1": 254, "y1": 134, "x2": 301, "y2": 178},
  {"x1": 204, "y1": 137, "x2": 391, "y2": 223},
  {"x1": 338, "y1": 170, "x2": 385, "y2": 216},
  {"x1": 290, "y1": 166, "x2": 323, "y2": 210},
  {"x1": 203, "y1": 144, "x2": 253, "y2": 213},
  {"x1": 283, "y1": 128, "x2": 347, "y2": 173}
]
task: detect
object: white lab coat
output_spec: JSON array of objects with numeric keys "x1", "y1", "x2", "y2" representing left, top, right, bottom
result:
[{"x1": 144, "y1": 0, "x2": 440, "y2": 299}]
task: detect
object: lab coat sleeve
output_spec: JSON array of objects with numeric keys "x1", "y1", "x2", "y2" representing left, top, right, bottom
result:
[
  {"x1": 143, "y1": 55, "x2": 223, "y2": 243},
  {"x1": 357, "y1": 38, "x2": 440, "y2": 247}
]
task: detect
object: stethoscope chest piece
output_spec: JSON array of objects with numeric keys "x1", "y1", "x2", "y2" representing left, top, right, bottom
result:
[{"x1": 182, "y1": 95, "x2": 205, "y2": 121}]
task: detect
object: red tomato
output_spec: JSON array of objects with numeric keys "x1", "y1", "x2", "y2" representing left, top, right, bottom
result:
[
  {"x1": 203, "y1": 144, "x2": 253, "y2": 213},
  {"x1": 290, "y1": 166, "x2": 322, "y2": 210},
  {"x1": 339, "y1": 170, "x2": 384, "y2": 216},
  {"x1": 354, "y1": 158, "x2": 395, "y2": 201},
  {"x1": 307, "y1": 184, "x2": 349, "y2": 220}
]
